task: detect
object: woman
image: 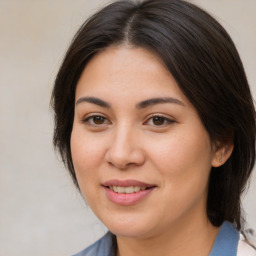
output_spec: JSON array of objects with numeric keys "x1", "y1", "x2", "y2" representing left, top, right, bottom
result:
[{"x1": 51, "y1": 0, "x2": 256, "y2": 255}]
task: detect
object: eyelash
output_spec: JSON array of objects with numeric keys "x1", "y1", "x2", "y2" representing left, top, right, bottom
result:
[
  {"x1": 82, "y1": 114, "x2": 110, "y2": 126},
  {"x1": 82, "y1": 114, "x2": 175, "y2": 128},
  {"x1": 144, "y1": 114, "x2": 175, "y2": 127}
]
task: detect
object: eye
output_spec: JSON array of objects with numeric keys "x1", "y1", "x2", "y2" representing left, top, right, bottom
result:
[
  {"x1": 144, "y1": 115, "x2": 175, "y2": 127},
  {"x1": 82, "y1": 115, "x2": 110, "y2": 126}
]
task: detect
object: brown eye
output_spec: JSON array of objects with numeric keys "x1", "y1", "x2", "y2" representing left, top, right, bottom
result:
[
  {"x1": 144, "y1": 115, "x2": 175, "y2": 127},
  {"x1": 152, "y1": 116, "x2": 165, "y2": 125},
  {"x1": 93, "y1": 116, "x2": 105, "y2": 124},
  {"x1": 82, "y1": 115, "x2": 110, "y2": 126}
]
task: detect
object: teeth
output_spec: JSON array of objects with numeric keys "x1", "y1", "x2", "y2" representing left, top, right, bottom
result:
[
  {"x1": 134, "y1": 186, "x2": 140, "y2": 192},
  {"x1": 117, "y1": 186, "x2": 125, "y2": 193},
  {"x1": 124, "y1": 186, "x2": 134, "y2": 193},
  {"x1": 109, "y1": 186, "x2": 147, "y2": 194}
]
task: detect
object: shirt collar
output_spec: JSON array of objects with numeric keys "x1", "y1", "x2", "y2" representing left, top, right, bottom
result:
[{"x1": 209, "y1": 221, "x2": 239, "y2": 256}]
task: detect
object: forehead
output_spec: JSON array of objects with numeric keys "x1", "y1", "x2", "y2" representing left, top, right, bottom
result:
[
  {"x1": 78, "y1": 45, "x2": 168, "y2": 84},
  {"x1": 75, "y1": 45, "x2": 190, "y2": 107}
]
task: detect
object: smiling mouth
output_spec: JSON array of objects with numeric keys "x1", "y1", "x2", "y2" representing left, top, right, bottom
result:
[
  {"x1": 108, "y1": 186, "x2": 147, "y2": 194},
  {"x1": 102, "y1": 180, "x2": 156, "y2": 205},
  {"x1": 102, "y1": 179, "x2": 156, "y2": 194}
]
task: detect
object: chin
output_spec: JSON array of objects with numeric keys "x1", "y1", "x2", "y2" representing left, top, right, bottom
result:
[
  {"x1": 110, "y1": 225, "x2": 153, "y2": 238},
  {"x1": 101, "y1": 214, "x2": 158, "y2": 238}
]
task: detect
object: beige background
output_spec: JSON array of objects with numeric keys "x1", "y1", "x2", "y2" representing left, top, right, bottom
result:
[{"x1": 0, "y1": 0, "x2": 255, "y2": 255}]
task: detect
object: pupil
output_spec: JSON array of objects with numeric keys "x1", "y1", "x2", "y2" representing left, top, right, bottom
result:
[
  {"x1": 153, "y1": 116, "x2": 164, "y2": 125},
  {"x1": 93, "y1": 116, "x2": 104, "y2": 124}
]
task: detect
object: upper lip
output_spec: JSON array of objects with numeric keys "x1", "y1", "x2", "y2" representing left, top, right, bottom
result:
[{"x1": 102, "y1": 179, "x2": 156, "y2": 188}]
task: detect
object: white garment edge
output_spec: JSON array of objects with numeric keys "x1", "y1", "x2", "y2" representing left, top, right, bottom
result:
[{"x1": 237, "y1": 234, "x2": 256, "y2": 256}]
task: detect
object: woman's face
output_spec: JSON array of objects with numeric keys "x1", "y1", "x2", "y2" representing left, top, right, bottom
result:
[{"x1": 71, "y1": 46, "x2": 221, "y2": 239}]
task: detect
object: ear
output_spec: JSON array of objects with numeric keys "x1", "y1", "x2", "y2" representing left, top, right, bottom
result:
[{"x1": 211, "y1": 141, "x2": 234, "y2": 167}]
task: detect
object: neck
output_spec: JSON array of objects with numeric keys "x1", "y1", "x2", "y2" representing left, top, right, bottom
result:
[{"x1": 116, "y1": 213, "x2": 219, "y2": 256}]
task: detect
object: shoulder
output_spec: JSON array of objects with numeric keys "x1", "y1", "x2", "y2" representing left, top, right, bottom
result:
[
  {"x1": 72, "y1": 232, "x2": 116, "y2": 256},
  {"x1": 237, "y1": 235, "x2": 256, "y2": 256}
]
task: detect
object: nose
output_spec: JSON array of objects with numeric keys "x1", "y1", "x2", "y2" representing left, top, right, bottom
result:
[{"x1": 105, "y1": 125, "x2": 145, "y2": 169}]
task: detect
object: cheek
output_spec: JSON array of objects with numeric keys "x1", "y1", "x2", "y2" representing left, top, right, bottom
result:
[
  {"x1": 147, "y1": 129, "x2": 213, "y2": 192},
  {"x1": 71, "y1": 130, "x2": 103, "y2": 167},
  {"x1": 70, "y1": 130, "x2": 104, "y2": 204},
  {"x1": 148, "y1": 133, "x2": 212, "y2": 221},
  {"x1": 153, "y1": 128, "x2": 212, "y2": 168},
  {"x1": 70, "y1": 129, "x2": 106, "y2": 189}
]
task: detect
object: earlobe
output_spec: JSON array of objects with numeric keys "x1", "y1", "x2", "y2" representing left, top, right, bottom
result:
[{"x1": 211, "y1": 142, "x2": 234, "y2": 167}]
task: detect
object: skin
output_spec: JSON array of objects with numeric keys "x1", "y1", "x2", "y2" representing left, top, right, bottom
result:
[{"x1": 71, "y1": 45, "x2": 233, "y2": 256}]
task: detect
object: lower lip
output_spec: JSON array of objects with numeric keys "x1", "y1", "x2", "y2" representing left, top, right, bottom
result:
[{"x1": 103, "y1": 187, "x2": 155, "y2": 206}]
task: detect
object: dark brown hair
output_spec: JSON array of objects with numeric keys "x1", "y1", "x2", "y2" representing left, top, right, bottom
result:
[{"x1": 51, "y1": 0, "x2": 255, "y2": 230}]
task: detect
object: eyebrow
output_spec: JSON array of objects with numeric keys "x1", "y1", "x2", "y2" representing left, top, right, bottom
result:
[
  {"x1": 75, "y1": 96, "x2": 184, "y2": 109},
  {"x1": 76, "y1": 97, "x2": 111, "y2": 108},
  {"x1": 136, "y1": 97, "x2": 185, "y2": 109}
]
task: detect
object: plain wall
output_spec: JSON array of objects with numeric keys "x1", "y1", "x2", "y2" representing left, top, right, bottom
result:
[{"x1": 0, "y1": 0, "x2": 255, "y2": 255}]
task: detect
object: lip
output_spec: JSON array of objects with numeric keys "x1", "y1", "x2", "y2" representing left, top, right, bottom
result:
[
  {"x1": 102, "y1": 179, "x2": 156, "y2": 187},
  {"x1": 102, "y1": 179, "x2": 157, "y2": 206}
]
